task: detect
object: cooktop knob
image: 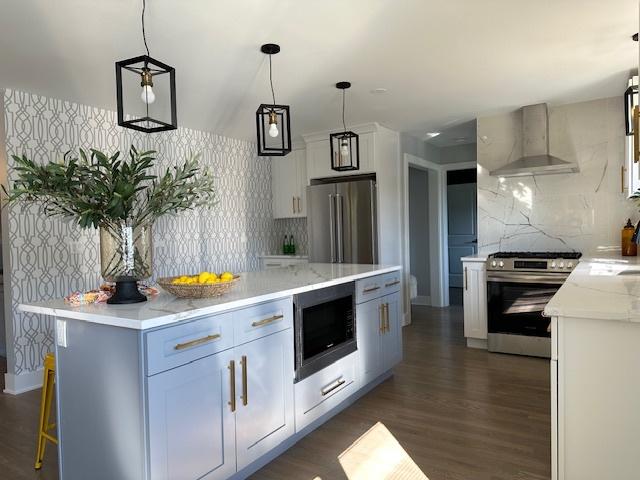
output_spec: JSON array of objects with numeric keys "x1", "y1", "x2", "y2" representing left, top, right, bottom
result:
[
  {"x1": 491, "y1": 260, "x2": 497, "y2": 267},
  {"x1": 559, "y1": 261, "x2": 565, "y2": 268},
  {"x1": 567, "y1": 262, "x2": 574, "y2": 268},
  {"x1": 498, "y1": 261, "x2": 504, "y2": 268},
  {"x1": 551, "y1": 261, "x2": 557, "y2": 268}
]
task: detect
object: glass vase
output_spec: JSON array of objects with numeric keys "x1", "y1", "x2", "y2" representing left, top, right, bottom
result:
[{"x1": 99, "y1": 221, "x2": 153, "y2": 304}]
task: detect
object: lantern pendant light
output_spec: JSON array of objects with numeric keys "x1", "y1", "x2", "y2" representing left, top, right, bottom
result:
[
  {"x1": 330, "y1": 82, "x2": 359, "y2": 171},
  {"x1": 256, "y1": 44, "x2": 292, "y2": 156},
  {"x1": 115, "y1": 0, "x2": 177, "y2": 133}
]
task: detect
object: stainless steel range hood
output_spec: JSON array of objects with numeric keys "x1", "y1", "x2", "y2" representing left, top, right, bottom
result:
[{"x1": 490, "y1": 103, "x2": 579, "y2": 177}]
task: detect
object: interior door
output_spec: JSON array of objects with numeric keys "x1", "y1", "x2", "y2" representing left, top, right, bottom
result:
[
  {"x1": 147, "y1": 349, "x2": 236, "y2": 480},
  {"x1": 336, "y1": 180, "x2": 376, "y2": 264},
  {"x1": 447, "y1": 177, "x2": 477, "y2": 304},
  {"x1": 234, "y1": 329, "x2": 295, "y2": 470},
  {"x1": 307, "y1": 183, "x2": 337, "y2": 262}
]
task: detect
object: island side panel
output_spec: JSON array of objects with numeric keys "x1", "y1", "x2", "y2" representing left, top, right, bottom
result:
[{"x1": 55, "y1": 318, "x2": 147, "y2": 480}]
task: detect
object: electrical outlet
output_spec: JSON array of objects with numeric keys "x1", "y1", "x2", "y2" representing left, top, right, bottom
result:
[{"x1": 56, "y1": 319, "x2": 68, "y2": 348}]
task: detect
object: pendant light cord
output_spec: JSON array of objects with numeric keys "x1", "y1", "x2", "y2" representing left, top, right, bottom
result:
[
  {"x1": 269, "y1": 54, "x2": 276, "y2": 106},
  {"x1": 342, "y1": 89, "x2": 347, "y2": 132},
  {"x1": 142, "y1": 0, "x2": 150, "y2": 57}
]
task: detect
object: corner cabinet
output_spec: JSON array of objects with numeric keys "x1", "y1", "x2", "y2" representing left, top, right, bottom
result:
[
  {"x1": 462, "y1": 259, "x2": 487, "y2": 346},
  {"x1": 272, "y1": 148, "x2": 307, "y2": 218}
]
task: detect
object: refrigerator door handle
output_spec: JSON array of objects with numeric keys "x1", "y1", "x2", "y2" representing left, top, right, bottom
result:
[
  {"x1": 335, "y1": 194, "x2": 344, "y2": 263},
  {"x1": 328, "y1": 194, "x2": 336, "y2": 263}
]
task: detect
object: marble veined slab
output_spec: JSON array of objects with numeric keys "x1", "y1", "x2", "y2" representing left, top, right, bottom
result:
[
  {"x1": 544, "y1": 257, "x2": 640, "y2": 321},
  {"x1": 19, "y1": 263, "x2": 401, "y2": 330}
]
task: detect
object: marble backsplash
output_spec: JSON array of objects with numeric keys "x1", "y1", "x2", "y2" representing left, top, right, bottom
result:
[{"x1": 477, "y1": 96, "x2": 637, "y2": 255}]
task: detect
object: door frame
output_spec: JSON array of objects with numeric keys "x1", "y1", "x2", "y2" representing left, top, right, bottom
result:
[{"x1": 402, "y1": 153, "x2": 475, "y2": 312}]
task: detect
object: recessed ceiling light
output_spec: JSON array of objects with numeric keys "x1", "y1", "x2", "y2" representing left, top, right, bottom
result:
[
  {"x1": 370, "y1": 88, "x2": 388, "y2": 94},
  {"x1": 425, "y1": 132, "x2": 441, "y2": 138}
]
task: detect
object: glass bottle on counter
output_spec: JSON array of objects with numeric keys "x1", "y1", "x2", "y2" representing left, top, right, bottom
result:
[
  {"x1": 289, "y1": 235, "x2": 296, "y2": 255},
  {"x1": 282, "y1": 235, "x2": 289, "y2": 255}
]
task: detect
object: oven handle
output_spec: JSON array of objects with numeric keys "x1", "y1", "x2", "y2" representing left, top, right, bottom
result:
[{"x1": 486, "y1": 273, "x2": 568, "y2": 285}]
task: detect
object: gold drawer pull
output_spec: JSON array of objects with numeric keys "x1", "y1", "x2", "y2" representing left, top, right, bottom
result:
[
  {"x1": 379, "y1": 303, "x2": 385, "y2": 333},
  {"x1": 251, "y1": 314, "x2": 284, "y2": 328},
  {"x1": 363, "y1": 286, "x2": 380, "y2": 293},
  {"x1": 321, "y1": 378, "x2": 346, "y2": 396},
  {"x1": 228, "y1": 360, "x2": 236, "y2": 412},
  {"x1": 174, "y1": 334, "x2": 221, "y2": 351},
  {"x1": 385, "y1": 280, "x2": 400, "y2": 287}
]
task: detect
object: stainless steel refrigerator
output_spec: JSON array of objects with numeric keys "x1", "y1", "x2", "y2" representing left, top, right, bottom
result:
[{"x1": 307, "y1": 178, "x2": 377, "y2": 264}]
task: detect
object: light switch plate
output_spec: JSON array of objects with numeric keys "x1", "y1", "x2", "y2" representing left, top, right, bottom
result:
[{"x1": 56, "y1": 319, "x2": 67, "y2": 348}]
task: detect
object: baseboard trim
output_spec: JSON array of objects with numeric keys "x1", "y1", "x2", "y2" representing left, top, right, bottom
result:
[
  {"x1": 3, "y1": 368, "x2": 43, "y2": 395},
  {"x1": 411, "y1": 295, "x2": 431, "y2": 306},
  {"x1": 466, "y1": 338, "x2": 488, "y2": 350}
]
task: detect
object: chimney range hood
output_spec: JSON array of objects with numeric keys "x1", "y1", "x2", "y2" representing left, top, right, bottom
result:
[{"x1": 490, "y1": 103, "x2": 579, "y2": 177}]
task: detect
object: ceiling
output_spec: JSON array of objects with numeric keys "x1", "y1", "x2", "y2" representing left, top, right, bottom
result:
[
  {"x1": 426, "y1": 120, "x2": 477, "y2": 147},
  {"x1": 0, "y1": 0, "x2": 637, "y2": 142}
]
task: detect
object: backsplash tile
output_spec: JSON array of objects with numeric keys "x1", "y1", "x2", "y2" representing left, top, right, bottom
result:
[{"x1": 477, "y1": 97, "x2": 637, "y2": 255}]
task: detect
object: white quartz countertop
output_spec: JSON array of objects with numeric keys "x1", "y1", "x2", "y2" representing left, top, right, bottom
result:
[
  {"x1": 544, "y1": 255, "x2": 640, "y2": 322},
  {"x1": 19, "y1": 263, "x2": 401, "y2": 330},
  {"x1": 461, "y1": 253, "x2": 488, "y2": 263},
  {"x1": 258, "y1": 255, "x2": 309, "y2": 259}
]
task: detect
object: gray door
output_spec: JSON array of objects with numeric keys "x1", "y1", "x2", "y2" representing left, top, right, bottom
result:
[
  {"x1": 336, "y1": 180, "x2": 377, "y2": 264},
  {"x1": 447, "y1": 182, "x2": 477, "y2": 299},
  {"x1": 307, "y1": 183, "x2": 337, "y2": 263}
]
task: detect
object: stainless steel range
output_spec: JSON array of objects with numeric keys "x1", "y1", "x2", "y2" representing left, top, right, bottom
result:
[{"x1": 486, "y1": 251, "x2": 581, "y2": 358}]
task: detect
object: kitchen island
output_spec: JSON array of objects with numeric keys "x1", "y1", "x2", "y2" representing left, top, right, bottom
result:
[
  {"x1": 20, "y1": 263, "x2": 403, "y2": 480},
  {"x1": 544, "y1": 254, "x2": 640, "y2": 480}
]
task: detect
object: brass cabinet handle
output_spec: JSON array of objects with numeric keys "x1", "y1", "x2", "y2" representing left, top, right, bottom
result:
[
  {"x1": 240, "y1": 355, "x2": 248, "y2": 406},
  {"x1": 385, "y1": 280, "x2": 400, "y2": 287},
  {"x1": 363, "y1": 286, "x2": 381, "y2": 293},
  {"x1": 384, "y1": 303, "x2": 390, "y2": 333},
  {"x1": 622, "y1": 165, "x2": 626, "y2": 194},
  {"x1": 464, "y1": 267, "x2": 468, "y2": 291},
  {"x1": 292, "y1": 196, "x2": 296, "y2": 214},
  {"x1": 297, "y1": 197, "x2": 301, "y2": 213},
  {"x1": 379, "y1": 303, "x2": 385, "y2": 333},
  {"x1": 228, "y1": 360, "x2": 236, "y2": 412},
  {"x1": 174, "y1": 333, "x2": 221, "y2": 351},
  {"x1": 634, "y1": 106, "x2": 639, "y2": 163},
  {"x1": 321, "y1": 378, "x2": 346, "y2": 396},
  {"x1": 251, "y1": 314, "x2": 284, "y2": 328}
]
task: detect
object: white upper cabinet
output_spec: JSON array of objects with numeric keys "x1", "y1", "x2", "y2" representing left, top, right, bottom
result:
[{"x1": 272, "y1": 148, "x2": 307, "y2": 218}]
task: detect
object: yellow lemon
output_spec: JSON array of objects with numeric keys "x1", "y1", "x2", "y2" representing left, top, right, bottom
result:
[
  {"x1": 172, "y1": 278, "x2": 182, "y2": 285},
  {"x1": 198, "y1": 271, "x2": 210, "y2": 284},
  {"x1": 221, "y1": 272, "x2": 234, "y2": 281}
]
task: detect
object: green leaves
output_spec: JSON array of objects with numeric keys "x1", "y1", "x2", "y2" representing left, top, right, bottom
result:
[{"x1": 3, "y1": 146, "x2": 217, "y2": 229}]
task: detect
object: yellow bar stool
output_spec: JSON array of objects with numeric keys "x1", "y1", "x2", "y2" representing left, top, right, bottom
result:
[{"x1": 35, "y1": 352, "x2": 57, "y2": 470}]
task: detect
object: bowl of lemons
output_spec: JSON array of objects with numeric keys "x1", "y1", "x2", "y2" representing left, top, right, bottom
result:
[{"x1": 158, "y1": 271, "x2": 239, "y2": 298}]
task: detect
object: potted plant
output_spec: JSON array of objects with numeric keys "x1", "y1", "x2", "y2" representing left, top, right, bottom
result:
[{"x1": 4, "y1": 146, "x2": 216, "y2": 304}]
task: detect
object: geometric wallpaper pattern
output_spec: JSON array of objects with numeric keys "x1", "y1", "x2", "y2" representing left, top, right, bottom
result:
[{"x1": 2, "y1": 89, "x2": 307, "y2": 375}]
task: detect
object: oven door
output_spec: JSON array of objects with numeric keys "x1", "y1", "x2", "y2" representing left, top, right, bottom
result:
[
  {"x1": 294, "y1": 282, "x2": 356, "y2": 382},
  {"x1": 487, "y1": 272, "x2": 566, "y2": 358}
]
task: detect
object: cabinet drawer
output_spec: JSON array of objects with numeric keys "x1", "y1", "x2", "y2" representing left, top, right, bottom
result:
[
  {"x1": 145, "y1": 313, "x2": 234, "y2": 376},
  {"x1": 233, "y1": 298, "x2": 293, "y2": 345},
  {"x1": 294, "y1": 352, "x2": 357, "y2": 432},
  {"x1": 356, "y1": 275, "x2": 384, "y2": 304},
  {"x1": 380, "y1": 271, "x2": 402, "y2": 296}
]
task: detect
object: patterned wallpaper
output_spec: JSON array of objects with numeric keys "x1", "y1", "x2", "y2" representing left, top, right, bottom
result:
[{"x1": 2, "y1": 89, "x2": 306, "y2": 376}]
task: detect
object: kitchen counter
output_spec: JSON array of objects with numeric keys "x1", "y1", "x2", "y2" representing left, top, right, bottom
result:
[
  {"x1": 544, "y1": 255, "x2": 640, "y2": 322},
  {"x1": 19, "y1": 263, "x2": 401, "y2": 330},
  {"x1": 461, "y1": 253, "x2": 488, "y2": 263}
]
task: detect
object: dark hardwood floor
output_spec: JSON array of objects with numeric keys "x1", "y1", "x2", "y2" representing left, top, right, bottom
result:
[{"x1": 0, "y1": 306, "x2": 550, "y2": 480}]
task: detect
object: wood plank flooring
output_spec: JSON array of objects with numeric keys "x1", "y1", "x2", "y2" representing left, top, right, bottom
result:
[{"x1": 0, "y1": 306, "x2": 550, "y2": 480}]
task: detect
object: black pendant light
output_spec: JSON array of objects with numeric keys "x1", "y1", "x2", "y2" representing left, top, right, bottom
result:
[
  {"x1": 256, "y1": 44, "x2": 291, "y2": 156},
  {"x1": 330, "y1": 82, "x2": 359, "y2": 171},
  {"x1": 115, "y1": 0, "x2": 177, "y2": 133}
]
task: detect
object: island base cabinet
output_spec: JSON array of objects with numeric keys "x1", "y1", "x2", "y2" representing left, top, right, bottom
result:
[
  {"x1": 462, "y1": 261, "x2": 487, "y2": 342},
  {"x1": 148, "y1": 349, "x2": 236, "y2": 480},
  {"x1": 357, "y1": 291, "x2": 402, "y2": 386},
  {"x1": 234, "y1": 329, "x2": 295, "y2": 471}
]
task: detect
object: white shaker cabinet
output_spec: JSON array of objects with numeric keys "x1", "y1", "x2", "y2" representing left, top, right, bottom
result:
[
  {"x1": 234, "y1": 328, "x2": 295, "y2": 470},
  {"x1": 462, "y1": 259, "x2": 487, "y2": 347},
  {"x1": 272, "y1": 148, "x2": 307, "y2": 218},
  {"x1": 148, "y1": 348, "x2": 236, "y2": 480},
  {"x1": 356, "y1": 287, "x2": 402, "y2": 386}
]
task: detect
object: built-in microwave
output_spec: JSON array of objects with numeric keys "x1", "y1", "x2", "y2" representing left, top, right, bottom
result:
[{"x1": 293, "y1": 282, "x2": 356, "y2": 382}]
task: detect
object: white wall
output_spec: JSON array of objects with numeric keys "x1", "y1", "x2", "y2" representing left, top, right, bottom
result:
[
  {"x1": 440, "y1": 143, "x2": 476, "y2": 164},
  {"x1": 408, "y1": 167, "x2": 430, "y2": 299},
  {"x1": 477, "y1": 96, "x2": 636, "y2": 254}
]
